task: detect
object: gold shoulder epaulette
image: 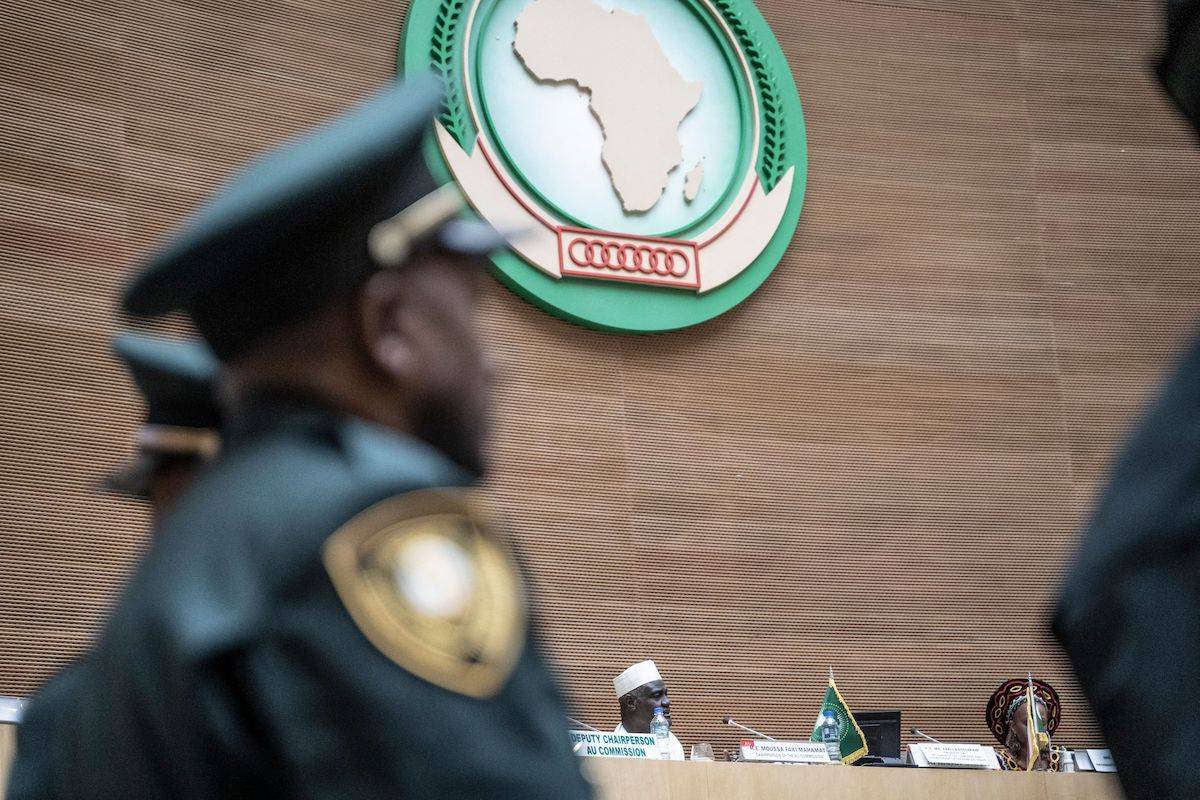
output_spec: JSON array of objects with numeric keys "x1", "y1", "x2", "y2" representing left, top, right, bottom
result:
[{"x1": 323, "y1": 489, "x2": 526, "y2": 698}]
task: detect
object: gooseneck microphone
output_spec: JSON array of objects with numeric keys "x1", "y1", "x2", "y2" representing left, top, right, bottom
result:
[
  {"x1": 722, "y1": 716, "x2": 778, "y2": 741},
  {"x1": 910, "y1": 727, "x2": 941, "y2": 744},
  {"x1": 567, "y1": 716, "x2": 600, "y2": 732}
]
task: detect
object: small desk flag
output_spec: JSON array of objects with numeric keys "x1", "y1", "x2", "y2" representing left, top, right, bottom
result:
[{"x1": 810, "y1": 668, "x2": 869, "y2": 764}]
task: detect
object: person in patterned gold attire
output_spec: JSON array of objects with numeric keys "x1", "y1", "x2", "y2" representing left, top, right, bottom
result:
[{"x1": 986, "y1": 678, "x2": 1068, "y2": 772}]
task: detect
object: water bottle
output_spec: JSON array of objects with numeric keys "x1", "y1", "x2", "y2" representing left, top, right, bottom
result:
[
  {"x1": 650, "y1": 706, "x2": 671, "y2": 760},
  {"x1": 818, "y1": 709, "x2": 841, "y2": 762}
]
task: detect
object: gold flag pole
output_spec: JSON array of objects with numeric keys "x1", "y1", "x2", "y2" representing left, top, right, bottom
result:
[{"x1": 1025, "y1": 673, "x2": 1038, "y2": 771}]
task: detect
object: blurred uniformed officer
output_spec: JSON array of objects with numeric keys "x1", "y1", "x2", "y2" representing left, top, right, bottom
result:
[
  {"x1": 1158, "y1": 0, "x2": 1200, "y2": 133},
  {"x1": 10, "y1": 332, "x2": 219, "y2": 799},
  {"x1": 1054, "y1": 5, "x2": 1200, "y2": 799},
  {"x1": 11, "y1": 75, "x2": 590, "y2": 799},
  {"x1": 100, "y1": 332, "x2": 220, "y2": 520}
]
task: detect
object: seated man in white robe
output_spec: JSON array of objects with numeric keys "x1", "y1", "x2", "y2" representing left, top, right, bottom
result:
[{"x1": 613, "y1": 660, "x2": 685, "y2": 760}]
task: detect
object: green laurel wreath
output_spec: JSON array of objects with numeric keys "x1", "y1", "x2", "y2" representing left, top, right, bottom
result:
[
  {"x1": 431, "y1": 0, "x2": 786, "y2": 191},
  {"x1": 431, "y1": 0, "x2": 470, "y2": 145},
  {"x1": 710, "y1": 0, "x2": 787, "y2": 192}
]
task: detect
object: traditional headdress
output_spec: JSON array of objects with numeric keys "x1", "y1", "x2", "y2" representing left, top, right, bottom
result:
[
  {"x1": 613, "y1": 660, "x2": 663, "y2": 698},
  {"x1": 985, "y1": 678, "x2": 1061, "y2": 744}
]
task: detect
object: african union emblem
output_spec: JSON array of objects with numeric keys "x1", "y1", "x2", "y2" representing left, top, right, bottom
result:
[{"x1": 401, "y1": 0, "x2": 807, "y2": 332}]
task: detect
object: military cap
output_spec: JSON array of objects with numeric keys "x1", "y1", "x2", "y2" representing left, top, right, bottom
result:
[
  {"x1": 121, "y1": 74, "x2": 505, "y2": 359},
  {"x1": 102, "y1": 332, "x2": 219, "y2": 497}
]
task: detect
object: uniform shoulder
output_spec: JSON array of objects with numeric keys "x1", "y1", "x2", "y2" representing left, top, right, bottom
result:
[
  {"x1": 111, "y1": 413, "x2": 472, "y2": 662},
  {"x1": 172, "y1": 413, "x2": 470, "y2": 547}
]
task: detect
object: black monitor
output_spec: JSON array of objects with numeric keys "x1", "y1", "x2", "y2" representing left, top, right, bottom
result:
[{"x1": 855, "y1": 711, "x2": 902, "y2": 759}]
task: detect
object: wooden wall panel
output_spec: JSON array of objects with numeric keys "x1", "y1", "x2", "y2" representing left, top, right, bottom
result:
[{"x1": 3, "y1": 0, "x2": 1200, "y2": 759}]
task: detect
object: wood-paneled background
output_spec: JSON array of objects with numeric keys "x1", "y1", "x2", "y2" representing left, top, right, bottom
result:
[{"x1": 3, "y1": 0, "x2": 1200, "y2": 757}]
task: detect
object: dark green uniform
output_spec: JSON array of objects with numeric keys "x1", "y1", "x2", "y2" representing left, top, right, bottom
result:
[
  {"x1": 7, "y1": 666, "x2": 86, "y2": 800},
  {"x1": 11, "y1": 332, "x2": 218, "y2": 799},
  {"x1": 32, "y1": 398, "x2": 585, "y2": 798},
  {"x1": 1054, "y1": 335, "x2": 1200, "y2": 799},
  {"x1": 1159, "y1": 0, "x2": 1200, "y2": 133},
  {"x1": 11, "y1": 75, "x2": 590, "y2": 799},
  {"x1": 1054, "y1": 7, "x2": 1200, "y2": 799}
]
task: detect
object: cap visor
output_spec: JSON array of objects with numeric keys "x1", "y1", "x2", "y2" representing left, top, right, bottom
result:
[
  {"x1": 98, "y1": 456, "x2": 154, "y2": 500},
  {"x1": 435, "y1": 219, "x2": 511, "y2": 256}
]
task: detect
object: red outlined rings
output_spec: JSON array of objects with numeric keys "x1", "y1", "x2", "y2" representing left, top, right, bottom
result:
[
  {"x1": 567, "y1": 238, "x2": 690, "y2": 278},
  {"x1": 557, "y1": 226, "x2": 701, "y2": 290}
]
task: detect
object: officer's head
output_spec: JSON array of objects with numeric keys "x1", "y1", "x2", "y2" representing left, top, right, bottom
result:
[
  {"x1": 614, "y1": 660, "x2": 672, "y2": 733},
  {"x1": 108, "y1": 452, "x2": 213, "y2": 522},
  {"x1": 216, "y1": 221, "x2": 495, "y2": 476},
  {"x1": 102, "y1": 333, "x2": 221, "y2": 522},
  {"x1": 351, "y1": 232, "x2": 493, "y2": 477},
  {"x1": 146, "y1": 454, "x2": 208, "y2": 515},
  {"x1": 120, "y1": 77, "x2": 506, "y2": 477}
]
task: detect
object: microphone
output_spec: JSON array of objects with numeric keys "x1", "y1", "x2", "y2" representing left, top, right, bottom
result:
[
  {"x1": 722, "y1": 716, "x2": 778, "y2": 741},
  {"x1": 910, "y1": 727, "x2": 941, "y2": 744},
  {"x1": 567, "y1": 716, "x2": 600, "y2": 732}
]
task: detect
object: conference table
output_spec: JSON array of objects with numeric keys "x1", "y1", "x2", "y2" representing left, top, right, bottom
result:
[
  {"x1": 583, "y1": 757, "x2": 1126, "y2": 800},
  {"x1": 0, "y1": 725, "x2": 1126, "y2": 799}
]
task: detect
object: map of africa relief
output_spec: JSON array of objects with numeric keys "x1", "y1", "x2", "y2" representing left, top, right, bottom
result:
[{"x1": 514, "y1": 0, "x2": 704, "y2": 212}]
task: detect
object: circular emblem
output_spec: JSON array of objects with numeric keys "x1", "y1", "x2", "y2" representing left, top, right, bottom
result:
[
  {"x1": 394, "y1": 532, "x2": 477, "y2": 619},
  {"x1": 323, "y1": 490, "x2": 526, "y2": 698},
  {"x1": 401, "y1": 0, "x2": 807, "y2": 332}
]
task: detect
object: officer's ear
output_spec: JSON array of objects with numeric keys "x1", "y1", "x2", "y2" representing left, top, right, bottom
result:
[{"x1": 357, "y1": 270, "x2": 421, "y2": 383}]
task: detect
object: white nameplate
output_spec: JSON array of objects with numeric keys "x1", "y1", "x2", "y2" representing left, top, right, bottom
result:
[
  {"x1": 740, "y1": 739, "x2": 833, "y2": 764},
  {"x1": 1087, "y1": 749, "x2": 1117, "y2": 772},
  {"x1": 907, "y1": 742, "x2": 1000, "y2": 770},
  {"x1": 568, "y1": 730, "x2": 658, "y2": 759}
]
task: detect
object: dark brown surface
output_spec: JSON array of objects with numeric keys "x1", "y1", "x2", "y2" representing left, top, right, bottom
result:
[{"x1": 3, "y1": 0, "x2": 1200, "y2": 755}]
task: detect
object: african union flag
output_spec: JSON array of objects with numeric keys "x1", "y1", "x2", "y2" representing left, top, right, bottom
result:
[{"x1": 810, "y1": 674, "x2": 869, "y2": 763}]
